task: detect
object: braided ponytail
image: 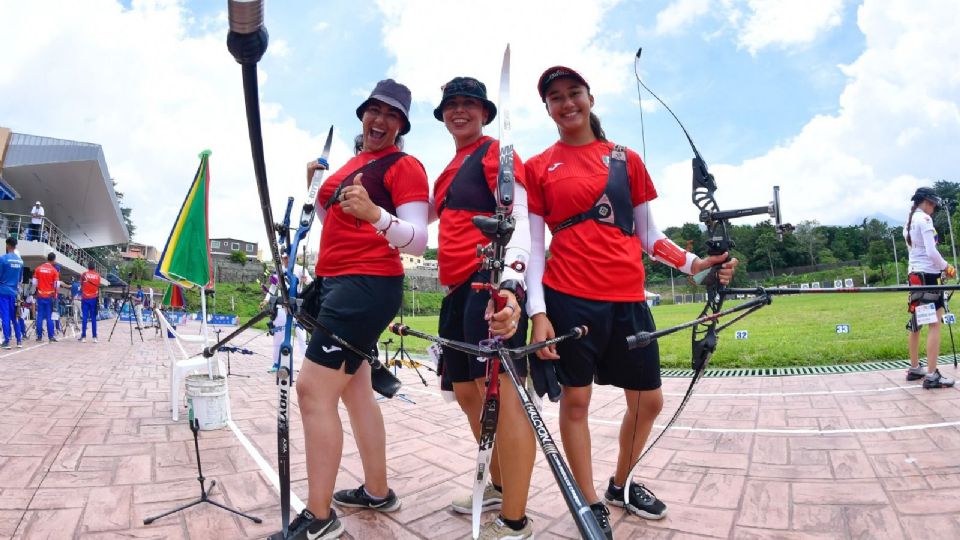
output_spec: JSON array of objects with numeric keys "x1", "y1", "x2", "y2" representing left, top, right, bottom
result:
[{"x1": 906, "y1": 203, "x2": 919, "y2": 247}]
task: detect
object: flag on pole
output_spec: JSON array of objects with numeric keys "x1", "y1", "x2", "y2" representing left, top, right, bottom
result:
[{"x1": 155, "y1": 150, "x2": 213, "y2": 289}]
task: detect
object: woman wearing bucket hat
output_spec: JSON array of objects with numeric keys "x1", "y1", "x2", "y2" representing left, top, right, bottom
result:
[
  {"x1": 280, "y1": 79, "x2": 429, "y2": 540},
  {"x1": 430, "y1": 76, "x2": 535, "y2": 539},
  {"x1": 904, "y1": 186, "x2": 956, "y2": 389},
  {"x1": 524, "y1": 66, "x2": 738, "y2": 537}
]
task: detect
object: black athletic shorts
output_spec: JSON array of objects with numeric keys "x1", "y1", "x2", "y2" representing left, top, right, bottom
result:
[
  {"x1": 544, "y1": 286, "x2": 661, "y2": 391},
  {"x1": 907, "y1": 272, "x2": 945, "y2": 333},
  {"x1": 305, "y1": 275, "x2": 403, "y2": 375},
  {"x1": 438, "y1": 271, "x2": 529, "y2": 384}
]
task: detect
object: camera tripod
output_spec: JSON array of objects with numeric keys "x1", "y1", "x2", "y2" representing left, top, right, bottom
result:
[
  {"x1": 377, "y1": 310, "x2": 432, "y2": 404},
  {"x1": 108, "y1": 292, "x2": 144, "y2": 344},
  {"x1": 143, "y1": 417, "x2": 261, "y2": 526}
]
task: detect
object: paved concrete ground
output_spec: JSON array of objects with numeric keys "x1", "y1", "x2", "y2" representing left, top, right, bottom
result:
[{"x1": 2, "y1": 320, "x2": 960, "y2": 539}]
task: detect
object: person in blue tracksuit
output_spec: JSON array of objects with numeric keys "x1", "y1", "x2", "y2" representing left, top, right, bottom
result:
[{"x1": 0, "y1": 238, "x2": 24, "y2": 349}]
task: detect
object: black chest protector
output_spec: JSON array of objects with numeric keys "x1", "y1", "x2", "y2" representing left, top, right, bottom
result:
[
  {"x1": 550, "y1": 145, "x2": 634, "y2": 236},
  {"x1": 323, "y1": 152, "x2": 407, "y2": 215},
  {"x1": 437, "y1": 139, "x2": 496, "y2": 217}
]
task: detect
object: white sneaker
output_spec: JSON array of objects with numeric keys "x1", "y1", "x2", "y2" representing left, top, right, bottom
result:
[
  {"x1": 92, "y1": 338, "x2": 99, "y2": 343},
  {"x1": 79, "y1": 337, "x2": 86, "y2": 343}
]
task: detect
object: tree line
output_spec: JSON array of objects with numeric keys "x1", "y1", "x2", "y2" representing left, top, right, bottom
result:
[{"x1": 649, "y1": 180, "x2": 960, "y2": 284}]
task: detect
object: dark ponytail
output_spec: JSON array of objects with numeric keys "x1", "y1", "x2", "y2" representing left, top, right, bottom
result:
[
  {"x1": 589, "y1": 112, "x2": 607, "y2": 142},
  {"x1": 906, "y1": 203, "x2": 919, "y2": 247}
]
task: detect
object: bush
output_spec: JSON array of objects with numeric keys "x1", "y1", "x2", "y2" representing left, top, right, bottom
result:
[{"x1": 230, "y1": 250, "x2": 248, "y2": 265}]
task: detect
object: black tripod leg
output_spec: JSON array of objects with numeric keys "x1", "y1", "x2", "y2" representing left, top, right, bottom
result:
[
  {"x1": 205, "y1": 499, "x2": 263, "y2": 523},
  {"x1": 402, "y1": 349, "x2": 429, "y2": 386},
  {"x1": 106, "y1": 300, "x2": 125, "y2": 342},
  {"x1": 143, "y1": 498, "x2": 205, "y2": 524},
  {"x1": 143, "y1": 419, "x2": 261, "y2": 525},
  {"x1": 949, "y1": 319, "x2": 958, "y2": 369}
]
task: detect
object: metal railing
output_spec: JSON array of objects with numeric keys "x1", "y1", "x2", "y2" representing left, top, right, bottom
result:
[{"x1": 0, "y1": 212, "x2": 108, "y2": 275}]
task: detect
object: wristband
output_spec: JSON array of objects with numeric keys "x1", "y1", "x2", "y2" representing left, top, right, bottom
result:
[{"x1": 499, "y1": 279, "x2": 526, "y2": 306}]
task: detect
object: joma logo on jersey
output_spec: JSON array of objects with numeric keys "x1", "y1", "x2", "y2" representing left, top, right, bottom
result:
[{"x1": 601, "y1": 155, "x2": 610, "y2": 167}]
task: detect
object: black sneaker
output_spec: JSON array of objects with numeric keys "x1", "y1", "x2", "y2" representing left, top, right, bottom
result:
[
  {"x1": 289, "y1": 508, "x2": 343, "y2": 540},
  {"x1": 906, "y1": 366, "x2": 926, "y2": 381},
  {"x1": 589, "y1": 502, "x2": 613, "y2": 540},
  {"x1": 1, "y1": 341, "x2": 9, "y2": 350},
  {"x1": 332, "y1": 484, "x2": 401, "y2": 512},
  {"x1": 266, "y1": 508, "x2": 340, "y2": 540},
  {"x1": 923, "y1": 369, "x2": 956, "y2": 389},
  {"x1": 605, "y1": 477, "x2": 667, "y2": 520}
]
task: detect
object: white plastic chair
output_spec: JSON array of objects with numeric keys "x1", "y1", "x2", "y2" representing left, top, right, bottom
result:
[{"x1": 155, "y1": 308, "x2": 228, "y2": 421}]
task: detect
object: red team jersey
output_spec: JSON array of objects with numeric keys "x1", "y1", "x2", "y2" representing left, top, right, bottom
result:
[
  {"x1": 525, "y1": 140, "x2": 656, "y2": 302},
  {"x1": 434, "y1": 136, "x2": 526, "y2": 287},
  {"x1": 33, "y1": 262, "x2": 60, "y2": 299},
  {"x1": 315, "y1": 146, "x2": 429, "y2": 278},
  {"x1": 81, "y1": 271, "x2": 101, "y2": 299}
]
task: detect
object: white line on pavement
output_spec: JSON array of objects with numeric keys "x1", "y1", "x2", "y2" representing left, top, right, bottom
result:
[
  {"x1": 539, "y1": 410, "x2": 960, "y2": 435},
  {"x1": 227, "y1": 419, "x2": 305, "y2": 513}
]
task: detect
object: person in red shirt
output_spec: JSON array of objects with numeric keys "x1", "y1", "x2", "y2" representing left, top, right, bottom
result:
[
  {"x1": 525, "y1": 66, "x2": 739, "y2": 535},
  {"x1": 430, "y1": 76, "x2": 535, "y2": 539},
  {"x1": 276, "y1": 79, "x2": 429, "y2": 540},
  {"x1": 79, "y1": 261, "x2": 102, "y2": 343},
  {"x1": 31, "y1": 252, "x2": 60, "y2": 342}
]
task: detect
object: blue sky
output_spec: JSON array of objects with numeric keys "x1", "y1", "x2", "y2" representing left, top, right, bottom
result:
[{"x1": 2, "y1": 0, "x2": 957, "y2": 253}]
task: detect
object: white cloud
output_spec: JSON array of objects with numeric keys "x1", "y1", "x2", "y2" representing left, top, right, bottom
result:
[
  {"x1": 736, "y1": 0, "x2": 844, "y2": 54},
  {"x1": 0, "y1": 0, "x2": 351, "y2": 253},
  {"x1": 373, "y1": 0, "x2": 631, "y2": 150},
  {"x1": 649, "y1": 0, "x2": 960, "y2": 232},
  {"x1": 654, "y1": 0, "x2": 711, "y2": 35},
  {"x1": 651, "y1": 0, "x2": 844, "y2": 54}
]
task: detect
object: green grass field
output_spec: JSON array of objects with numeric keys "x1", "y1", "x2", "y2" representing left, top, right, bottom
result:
[{"x1": 377, "y1": 293, "x2": 949, "y2": 369}]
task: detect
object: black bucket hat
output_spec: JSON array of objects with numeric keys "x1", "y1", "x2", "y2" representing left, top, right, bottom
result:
[
  {"x1": 355, "y1": 79, "x2": 412, "y2": 135},
  {"x1": 912, "y1": 186, "x2": 942, "y2": 208},
  {"x1": 433, "y1": 77, "x2": 497, "y2": 125}
]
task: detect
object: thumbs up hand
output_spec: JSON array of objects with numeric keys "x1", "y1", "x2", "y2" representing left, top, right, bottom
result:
[{"x1": 338, "y1": 173, "x2": 381, "y2": 224}]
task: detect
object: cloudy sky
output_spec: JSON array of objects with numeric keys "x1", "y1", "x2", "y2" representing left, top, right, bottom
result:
[{"x1": 2, "y1": 0, "x2": 958, "y2": 253}]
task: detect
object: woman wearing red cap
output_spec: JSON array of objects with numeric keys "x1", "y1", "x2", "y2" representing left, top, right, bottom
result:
[
  {"x1": 277, "y1": 79, "x2": 429, "y2": 540},
  {"x1": 431, "y1": 76, "x2": 534, "y2": 539},
  {"x1": 524, "y1": 66, "x2": 738, "y2": 536}
]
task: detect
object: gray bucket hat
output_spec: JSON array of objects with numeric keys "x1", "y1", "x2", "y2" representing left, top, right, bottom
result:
[{"x1": 355, "y1": 79, "x2": 412, "y2": 135}]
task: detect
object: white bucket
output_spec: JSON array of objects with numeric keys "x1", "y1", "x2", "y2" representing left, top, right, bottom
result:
[{"x1": 185, "y1": 374, "x2": 229, "y2": 430}]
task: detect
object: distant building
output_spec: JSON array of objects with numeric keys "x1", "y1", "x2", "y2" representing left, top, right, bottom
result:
[
  {"x1": 210, "y1": 237, "x2": 258, "y2": 260},
  {"x1": 121, "y1": 242, "x2": 159, "y2": 262},
  {"x1": 400, "y1": 253, "x2": 423, "y2": 269}
]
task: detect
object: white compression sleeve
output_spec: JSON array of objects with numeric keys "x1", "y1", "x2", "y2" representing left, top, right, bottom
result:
[
  {"x1": 372, "y1": 201, "x2": 429, "y2": 256},
  {"x1": 921, "y1": 226, "x2": 949, "y2": 270},
  {"x1": 634, "y1": 202, "x2": 696, "y2": 274},
  {"x1": 525, "y1": 213, "x2": 547, "y2": 316}
]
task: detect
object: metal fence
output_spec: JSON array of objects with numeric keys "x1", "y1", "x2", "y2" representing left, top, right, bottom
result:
[{"x1": 0, "y1": 212, "x2": 108, "y2": 275}]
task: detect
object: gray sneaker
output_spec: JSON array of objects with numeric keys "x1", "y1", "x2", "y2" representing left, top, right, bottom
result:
[
  {"x1": 923, "y1": 369, "x2": 956, "y2": 389},
  {"x1": 451, "y1": 483, "x2": 503, "y2": 515},
  {"x1": 906, "y1": 366, "x2": 926, "y2": 381}
]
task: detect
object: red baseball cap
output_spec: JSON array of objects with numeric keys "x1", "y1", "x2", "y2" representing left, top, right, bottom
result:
[{"x1": 537, "y1": 66, "x2": 590, "y2": 101}]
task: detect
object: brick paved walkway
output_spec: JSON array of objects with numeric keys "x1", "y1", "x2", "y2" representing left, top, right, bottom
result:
[{"x1": 2, "y1": 322, "x2": 960, "y2": 539}]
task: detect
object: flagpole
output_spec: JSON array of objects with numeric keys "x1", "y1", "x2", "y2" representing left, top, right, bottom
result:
[{"x1": 200, "y1": 288, "x2": 213, "y2": 378}]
